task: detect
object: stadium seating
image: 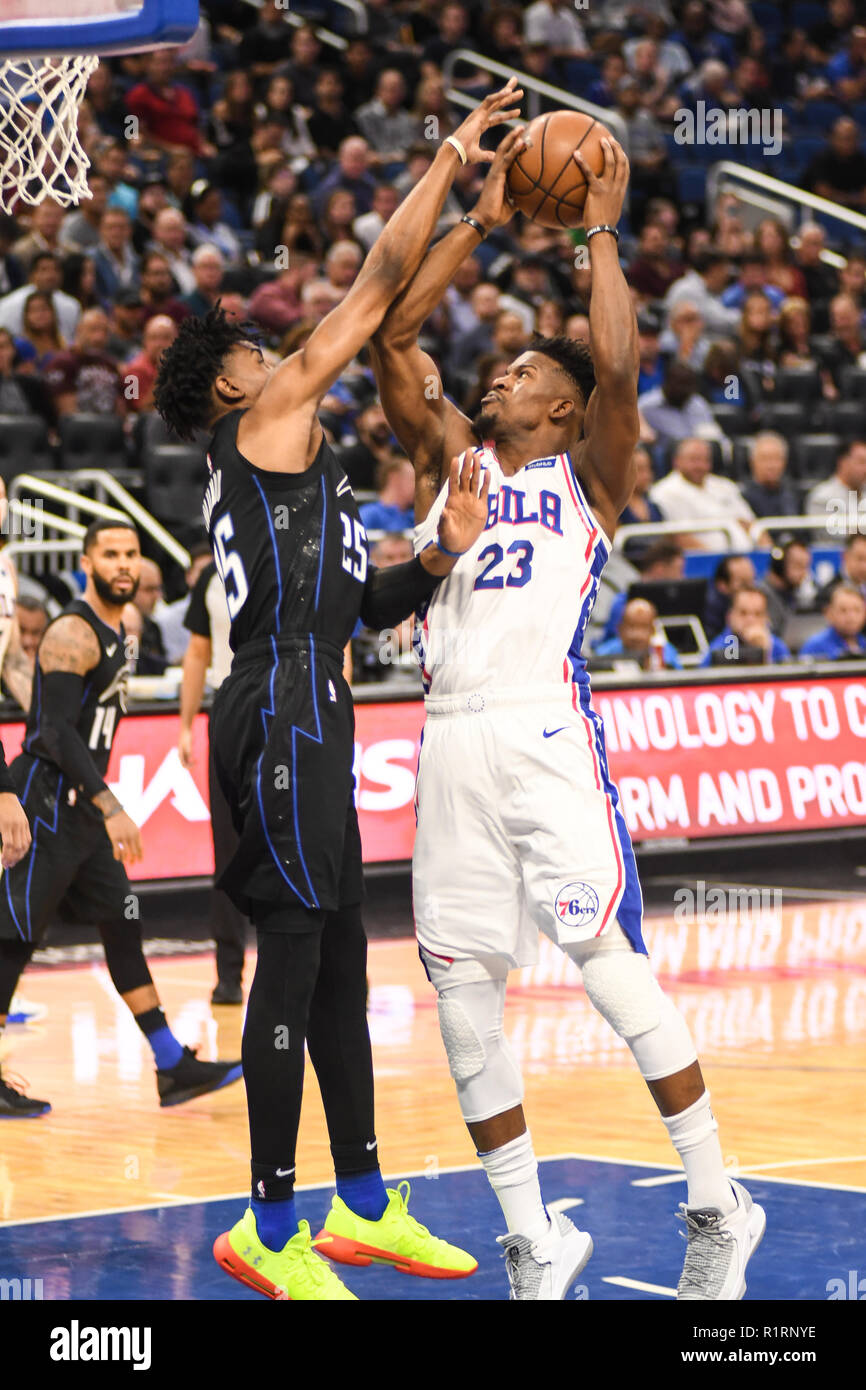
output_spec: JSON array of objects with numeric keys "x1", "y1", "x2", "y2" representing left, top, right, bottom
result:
[
  {"x1": 0, "y1": 414, "x2": 54, "y2": 484},
  {"x1": 58, "y1": 414, "x2": 127, "y2": 472}
]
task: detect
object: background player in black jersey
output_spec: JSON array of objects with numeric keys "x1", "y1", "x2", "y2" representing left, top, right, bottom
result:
[
  {"x1": 154, "y1": 82, "x2": 523, "y2": 1299},
  {"x1": 0, "y1": 745, "x2": 30, "y2": 869},
  {"x1": 0, "y1": 518, "x2": 243, "y2": 1117}
]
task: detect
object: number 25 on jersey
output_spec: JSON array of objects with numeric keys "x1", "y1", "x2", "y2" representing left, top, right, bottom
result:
[{"x1": 213, "y1": 513, "x2": 249, "y2": 618}]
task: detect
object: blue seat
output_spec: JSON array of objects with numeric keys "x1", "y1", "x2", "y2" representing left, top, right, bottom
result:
[
  {"x1": 791, "y1": 2, "x2": 829, "y2": 28},
  {"x1": 805, "y1": 101, "x2": 846, "y2": 131},
  {"x1": 676, "y1": 164, "x2": 709, "y2": 202}
]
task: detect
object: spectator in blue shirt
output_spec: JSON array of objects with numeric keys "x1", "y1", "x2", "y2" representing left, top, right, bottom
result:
[
  {"x1": 826, "y1": 26, "x2": 866, "y2": 104},
  {"x1": 701, "y1": 585, "x2": 792, "y2": 666},
  {"x1": 359, "y1": 456, "x2": 415, "y2": 533},
  {"x1": 595, "y1": 598, "x2": 683, "y2": 670},
  {"x1": 799, "y1": 584, "x2": 866, "y2": 660},
  {"x1": 721, "y1": 254, "x2": 786, "y2": 313}
]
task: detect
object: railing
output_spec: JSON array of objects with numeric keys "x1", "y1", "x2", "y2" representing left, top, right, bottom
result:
[
  {"x1": 748, "y1": 515, "x2": 846, "y2": 543},
  {"x1": 10, "y1": 472, "x2": 190, "y2": 571},
  {"x1": 613, "y1": 517, "x2": 750, "y2": 550},
  {"x1": 707, "y1": 161, "x2": 866, "y2": 255},
  {"x1": 442, "y1": 49, "x2": 629, "y2": 151}
]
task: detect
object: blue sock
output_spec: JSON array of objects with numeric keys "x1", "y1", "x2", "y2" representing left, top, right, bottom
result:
[
  {"x1": 135, "y1": 1008, "x2": 184, "y2": 1070},
  {"x1": 147, "y1": 1026, "x2": 184, "y2": 1070},
  {"x1": 252, "y1": 1196, "x2": 297, "y2": 1251},
  {"x1": 336, "y1": 1169, "x2": 389, "y2": 1221}
]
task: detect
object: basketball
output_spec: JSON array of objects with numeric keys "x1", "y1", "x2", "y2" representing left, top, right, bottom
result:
[{"x1": 506, "y1": 109, "x2": 610, "y2": 229}]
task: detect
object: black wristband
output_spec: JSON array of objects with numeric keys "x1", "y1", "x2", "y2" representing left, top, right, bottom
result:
[
  {"x1": 461, "y1": 214, "x2": 487, "y2": 240},
  {"x1": 585, "y1": 224, "x2": 619, "y2": 242}
]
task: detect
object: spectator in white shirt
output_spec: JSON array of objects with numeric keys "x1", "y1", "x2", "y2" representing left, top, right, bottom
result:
[
  {"x1": 524, "y1": 0, "x2": 589, "y2": 57},
  {"x1": 650, "y1": 436, "x2": 756, "y2": 550},
  {"x1": 664, "y1": 249, "x2": 740, "y2": 336},
  {"x1": 806, "y1": 438, "x2": 866, "y2": 532},
  {"x1": 149, "y1": 207, "x2": 195, "y2": 297},
  {"x1": 0, "y1": 251, "x2": 81, "y2": 340},
  {"x1": 353, "y1": 183, "x2": 401, "y2": 252}
]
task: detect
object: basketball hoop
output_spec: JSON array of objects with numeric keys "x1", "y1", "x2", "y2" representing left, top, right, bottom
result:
[{"x1": 0, "y1": 54, "x2": 99, "y2": 212}]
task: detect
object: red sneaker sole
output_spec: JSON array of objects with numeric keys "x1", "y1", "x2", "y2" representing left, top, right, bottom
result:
[
  {"x1": 212, "y1": 1232, "x2": 290, "y2": 1300},
  {"x1": 313, "y1": 1229, "x2": 477, "y2": 1279}
]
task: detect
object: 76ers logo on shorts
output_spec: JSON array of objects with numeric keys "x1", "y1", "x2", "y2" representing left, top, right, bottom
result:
[{"x1": 555, "y1": 882, "x2": 599, "y2": 927}]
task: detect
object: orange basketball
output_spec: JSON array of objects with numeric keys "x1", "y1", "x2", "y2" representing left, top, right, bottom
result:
[{"x1": 506, "y1": 109, "x2": 610, "y2": 229}]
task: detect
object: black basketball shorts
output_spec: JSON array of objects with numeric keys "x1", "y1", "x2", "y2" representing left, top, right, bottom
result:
[
  {"x1": 209, "y1": 636, "x2": 362, "y2": 921},
  {"x1": 0, "y1": 755, "x2": 132, "y2": 943}
]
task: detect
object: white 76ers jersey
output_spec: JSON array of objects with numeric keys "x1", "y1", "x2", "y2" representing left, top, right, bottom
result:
[{"x1": 413, "y1": 446, "x2": 611, "y2": 697}]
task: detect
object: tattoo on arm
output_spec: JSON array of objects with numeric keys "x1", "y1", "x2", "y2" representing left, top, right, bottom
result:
[
  {"x1": 3, "y1": 626, "x2": 33, "y2": 712},
  {"x1": 93, "y1": 789, "x2": 122, "y2": 818},
  {"x1": 38, "y1": 615, "x2": 100, "y2": 676}
]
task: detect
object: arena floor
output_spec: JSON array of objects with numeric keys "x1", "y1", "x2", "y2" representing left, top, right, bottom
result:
[{"x1": 1, "y1": 861, "x2": 864, "y2": 1301}]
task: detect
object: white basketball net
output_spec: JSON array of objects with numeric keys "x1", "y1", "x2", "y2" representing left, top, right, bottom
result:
[{"x1": 0, "y1": 54, "x2": 99, "y2": 213}]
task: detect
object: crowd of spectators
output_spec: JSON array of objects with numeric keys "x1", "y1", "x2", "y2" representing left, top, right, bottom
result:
[{"x1": 2, "y1": 0, "x2": 866, "y2": 686}]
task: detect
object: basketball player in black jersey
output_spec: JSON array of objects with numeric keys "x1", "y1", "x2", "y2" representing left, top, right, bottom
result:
[
  {"x1": 153, "y1": 81, "x2": 523, "y2": 1299},
  {"x1": 0, "y1": 746, "x2": 30, "y2": 868},
  {"x1": 0, "y1": 518, "x2": 244, "y2": 1117}
]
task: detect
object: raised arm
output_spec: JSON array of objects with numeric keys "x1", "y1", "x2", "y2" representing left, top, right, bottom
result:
[
  {"x1": 246, "y1": 83, "x2": 523, "y2": 436},
  {"x1": 572, "y1": 138, "x2": 639, "y2": 540},
  {"x1": 369, "y1": 127, "x2": 526, "y2": 521}
]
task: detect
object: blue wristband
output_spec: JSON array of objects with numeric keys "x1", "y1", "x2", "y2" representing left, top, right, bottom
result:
[{"x1": 435, "y1": 538, "x2": 466, "y2": 559}]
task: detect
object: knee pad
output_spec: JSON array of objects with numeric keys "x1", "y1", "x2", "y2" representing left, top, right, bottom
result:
[
  {"x1": 570, "y1": 936, "x2": 697, "y2": 1082},
  {"x1": 436, "y1": 980, "x2": 523, "y2": 1124}
]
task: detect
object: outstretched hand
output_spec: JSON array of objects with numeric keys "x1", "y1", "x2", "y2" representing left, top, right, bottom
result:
[
  {"x1": 437, "y1": 450, "x2": 490, "y2": 557},
  {"x1": 573, "y1": 136, "x2": 630, "y2": 230},
  {"x1": 451, "y1": 76, "x2": 524, "y2": 165},
  {"x1": 471, "y1": 125, "x2": 528, "y2": 232}
]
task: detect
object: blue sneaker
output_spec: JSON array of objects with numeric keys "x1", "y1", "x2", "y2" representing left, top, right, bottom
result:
[
  {"x1": 156, "y1": 1045, "x2": 243, "y2": 1107},
  {"x1": 7, "y1": 995, "x2": 47, "y2": 1025}
]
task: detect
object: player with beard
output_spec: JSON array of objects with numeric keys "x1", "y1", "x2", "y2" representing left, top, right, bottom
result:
[
  {"x1": 367, "y1": 138, "x2": 765, "y2": 1301},
  {"x1": 0, "y1": 518, "x2": 243, "y2": 1116}
]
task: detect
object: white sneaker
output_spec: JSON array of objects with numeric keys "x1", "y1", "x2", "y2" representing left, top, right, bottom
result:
[
  {"x1": 676, "y1": 1180, "x2": 766, "y2": 1300},
  {"x1": 497, "y1": 1211, "x2": 593, "y2": 1300},
  {"x1": 7, "y1": 994, "x2": 47, "y2": 1025}
]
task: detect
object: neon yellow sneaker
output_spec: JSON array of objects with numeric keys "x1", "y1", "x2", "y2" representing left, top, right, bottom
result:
[
  {"x1": 213, "y1": 1209, "x2": 358, "y2": 1300},
  {"x1": 314, "y1": 1180, "x2": 478, "y2": 1280}
]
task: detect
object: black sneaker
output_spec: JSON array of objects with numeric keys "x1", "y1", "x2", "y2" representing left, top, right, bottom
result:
[
  {"x1": 0, "y1": 1070, "x2": 51, "y2": 1118},
  {"x1": 211, "y1": 980, "x2": 243, "y2": 1005},
  {"x1": 156, "y1": 1046, "x2": 243, "y2": 1108}
]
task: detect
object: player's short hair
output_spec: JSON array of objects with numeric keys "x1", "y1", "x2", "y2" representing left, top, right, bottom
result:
[
  {"x1": 527, "y1": 333, "x2": 596, "y2": 407},
  {"x1": 82, "y1": 516, "x2": 139, "y2": 553},
  {"x1": 154, "y1": 303, "x2": 256, "y2": 441}
]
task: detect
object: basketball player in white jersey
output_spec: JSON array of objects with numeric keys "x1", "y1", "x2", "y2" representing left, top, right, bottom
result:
[{"x1": 369, "y1": 135, "x2": 765, "y2": 1299}]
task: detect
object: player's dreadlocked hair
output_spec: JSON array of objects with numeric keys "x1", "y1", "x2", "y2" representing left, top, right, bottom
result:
[
  {"x1": 529, "y1": 333, "x2": 596, "y2": 407},
  {"x1": 153, "y1": 304, "x2": 256, "y2": 441}
]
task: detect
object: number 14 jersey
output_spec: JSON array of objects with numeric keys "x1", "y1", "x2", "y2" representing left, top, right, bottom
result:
[
  {"x1": 413, "y1": 446, "x2": 612, "y2": 699},
  {"x1": 203, "y1": 410, "x2": 368, "y2": 654}
]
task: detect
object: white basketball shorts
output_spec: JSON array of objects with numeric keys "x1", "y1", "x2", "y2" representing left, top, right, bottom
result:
[{"x1": 413, "y1": 684, "x2": 645, "y2": 979}]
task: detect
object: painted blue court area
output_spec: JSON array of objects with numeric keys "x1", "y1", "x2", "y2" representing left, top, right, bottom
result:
[{"x1": 1, "y1": 1157, "x2": 863, "y2": 1301}]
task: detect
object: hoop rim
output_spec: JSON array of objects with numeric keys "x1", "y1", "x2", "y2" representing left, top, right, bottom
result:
[{"x1": 0, "y1": 0, "x2": 198, "y2": 58}]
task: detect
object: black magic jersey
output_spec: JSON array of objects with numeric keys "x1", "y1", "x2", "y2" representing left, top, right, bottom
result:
[
  {"x1": 202, "y1": 407, "x2": 441, "y2": 919},
  {"x1": 202, "y1": 409, "x2": 369, "y2": 654},
  {"x1": 0, "y1": 600, "x2": 131, "y2": 943},
  {"x1": 24, "y1": 598, "x2": 128, "y2": 785},
  {"x1": 203, "y1": 409, "x2": 368, "y2": 918}
]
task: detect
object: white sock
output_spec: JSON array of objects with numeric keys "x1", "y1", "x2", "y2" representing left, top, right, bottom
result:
[
  {"x1": 661, "y1": 1090, "x2": 736, "y2": 1215},
  {"x1": 478, "y1": 1131, "x2": 551, "y2": 1241}
]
